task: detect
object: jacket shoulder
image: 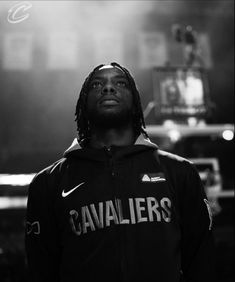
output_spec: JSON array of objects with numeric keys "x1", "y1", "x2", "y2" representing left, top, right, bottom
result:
[
  {"x1": 158, "y1": 149, "x2": 192, "y2": 166},
  {"x1": 157, "y1": 149, "x2": 198, "y2": 177},
  {"x1": 157, "y1": 149, "x2": 202, "y2": 188},
  {"x1": 29, "y1": 157, "x2": 67, "y2": 188}
]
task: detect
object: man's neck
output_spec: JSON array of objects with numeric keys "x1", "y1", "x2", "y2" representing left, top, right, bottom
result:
[{"x1": 89, "y1": 124, "x2": 136, "y2": 149}]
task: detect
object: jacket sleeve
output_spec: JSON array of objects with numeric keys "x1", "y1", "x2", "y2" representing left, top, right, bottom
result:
[
  {"x1": 180, "y1": 162, "x2": 217, "y2": 282},
  {"x1": 25, "y1": 171, "x2": 61, "y2": 282}
]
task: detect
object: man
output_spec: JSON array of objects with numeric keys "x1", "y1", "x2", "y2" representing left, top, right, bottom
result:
[{"x1": 25, "y1": 62, "x2": 216, "y2": 282}]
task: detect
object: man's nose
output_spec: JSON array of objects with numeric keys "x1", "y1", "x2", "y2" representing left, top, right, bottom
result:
[{"x1": 102, "y1": 83, "x2": 116, "y2": 95}]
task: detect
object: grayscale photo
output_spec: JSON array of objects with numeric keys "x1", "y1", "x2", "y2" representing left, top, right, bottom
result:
[{"x1": 0, "y1": 1, "x2": 234, "y2": 282}]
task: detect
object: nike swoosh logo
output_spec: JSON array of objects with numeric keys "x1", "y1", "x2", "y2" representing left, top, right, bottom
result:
[{"x1": 62, "y1": 182, "x2": 85, "y2": 198}]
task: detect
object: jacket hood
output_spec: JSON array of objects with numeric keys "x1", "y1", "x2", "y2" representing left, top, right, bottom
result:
[{"x1": 63, "y1": 134, "x2": 158, "y2": 161}]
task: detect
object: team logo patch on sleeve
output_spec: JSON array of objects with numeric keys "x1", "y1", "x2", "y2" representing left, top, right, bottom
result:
[
  {"x1": 204, "y1": 199, "x2": 213, "y2": 230},
  {"x1": 141, "y1": 173, "x2": 166, "y2": 183},
  {"x1": 26, "y1": 221, "x2": 40, "y2": 235}
]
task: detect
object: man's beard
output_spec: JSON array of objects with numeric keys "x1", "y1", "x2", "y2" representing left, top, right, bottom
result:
[{"x1": 87, "y1": 107, "x2": 133, "y2": 129}]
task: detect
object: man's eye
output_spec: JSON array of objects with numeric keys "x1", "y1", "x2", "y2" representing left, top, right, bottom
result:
[
  {"x1": 91, "y1": 81, "x2": 102, "y2": 89},
  {"x1": 116, "y1": 81, "x2": 127, "y2": 87}
]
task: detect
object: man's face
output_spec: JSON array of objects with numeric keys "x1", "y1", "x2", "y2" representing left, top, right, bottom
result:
[{"x1": 86, "y1": 66, "x2": 134, "y2": 128}]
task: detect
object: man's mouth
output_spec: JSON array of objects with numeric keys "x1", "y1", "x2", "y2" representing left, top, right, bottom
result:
[{"x1": 99, "y1": 98, "x2": 119, "y2": 106}]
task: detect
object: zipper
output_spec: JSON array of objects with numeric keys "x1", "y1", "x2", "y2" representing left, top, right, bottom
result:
[
  {"x1": 105, "y1": 146, "x2": 115, "y2": 177},
  {"x1": 104, "y1": 146, "x2": 126, "y2": 281}
]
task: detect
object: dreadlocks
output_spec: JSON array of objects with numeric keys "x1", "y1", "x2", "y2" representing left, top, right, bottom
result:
[{"x1": 75, "y1": 62, "x2": 148, "y2": 146}]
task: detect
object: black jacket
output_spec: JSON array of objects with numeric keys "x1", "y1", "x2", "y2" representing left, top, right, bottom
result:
[{"x1": 25, "y1": 135, "x2": 216, "y2": 282}]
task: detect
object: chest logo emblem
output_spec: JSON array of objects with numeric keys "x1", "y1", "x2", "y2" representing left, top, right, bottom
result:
[
  {"x1": 62, "y1": 182, "x2": 85, "y2": 198},
  {"x1": 141, "y1": 173, "x2": 166, "y2": 183}
]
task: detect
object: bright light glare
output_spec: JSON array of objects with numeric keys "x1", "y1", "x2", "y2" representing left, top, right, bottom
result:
[
  {"x1": 187, "y1": 117, "x2": 198, "y2": 127},
  {"x1": 0, "y1": 197, "x2": 27, "y2": 209},
  {"x1": 0, "y1": 174, "x2": 35, "y2": 186},
  {"x1": 222, "y1": 130, "x2": 234, "y2": 141},
  {"x1": 163, "y1": 120, "x2": 175, "y2": 128},
  {"x1": 168, "y1": 129, "x2": 181, "y2": 142}
]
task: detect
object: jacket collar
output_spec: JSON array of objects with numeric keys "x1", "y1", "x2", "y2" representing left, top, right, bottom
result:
[{"x1": 64, "y1": 134, "x2": 158, "y2": 156}]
